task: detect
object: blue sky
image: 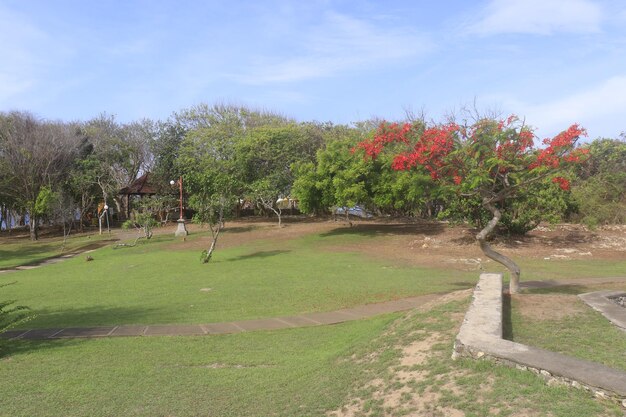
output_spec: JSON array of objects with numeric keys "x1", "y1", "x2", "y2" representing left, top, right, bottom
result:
[{"x1": 1, "y1": 0, "x2": 625, "y2": 140}]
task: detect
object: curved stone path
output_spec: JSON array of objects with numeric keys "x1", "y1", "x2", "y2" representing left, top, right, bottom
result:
[
  {"x1": 3, "y1": 276, "x2": 624, "y2": 340},
  {"x1": 1, "y1": 293, "x2": 442, "y2": 340}
]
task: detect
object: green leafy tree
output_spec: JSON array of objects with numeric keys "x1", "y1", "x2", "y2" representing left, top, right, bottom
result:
[
  {"x1": 0, "y1": 112, "x2": 80, "y2": 240},
  {"x1": 236, "y1": 124, "x2": 317, "y2": 226},
  {"x1": 356, "y1": 116, "x2": 588, "y2": 293},
  {"x1": 292, "y1": 125, "x2": 375, "y2": 221},
  {"x1": 571, "y1": 137, "x2": 626, "y2": 226}
]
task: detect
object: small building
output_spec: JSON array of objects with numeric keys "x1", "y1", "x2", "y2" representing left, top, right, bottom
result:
[{"x1": 118, "y1": 172, "x2": 158, "y2": 220}]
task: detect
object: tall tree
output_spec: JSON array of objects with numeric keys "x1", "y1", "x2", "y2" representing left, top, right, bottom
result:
[
  {"x1": 355, "y1": 115, "x2": 588, "y2": 293},
  {"x1": 0, "y1": 112, "x2": 80, "y2": 240},
  {"x1": 83, "y1": 114, "x2": 154, "y2": 218},
  {"x1": 236, "y1": 124, "x2": 317, "y2": 226},
  {"x1": 572, "y1": 136, "x2": 626, "y2": 226}
]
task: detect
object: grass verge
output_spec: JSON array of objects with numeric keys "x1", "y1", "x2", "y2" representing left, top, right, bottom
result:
[
  {"x1": 505, "y1": 286, "x2": 626, "y2": 372},
  {"x1": 1, "y1": 231, "x2": 475, "y2": 329}
]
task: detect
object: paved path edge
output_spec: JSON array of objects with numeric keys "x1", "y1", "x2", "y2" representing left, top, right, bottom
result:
[{"x1": 453, "y1": 273, "x2": 626, "y2": 408}]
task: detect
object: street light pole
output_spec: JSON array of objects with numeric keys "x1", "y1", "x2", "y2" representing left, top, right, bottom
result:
[{"x1": 170, "y1": 176, "x2": 188, "y2": 237}]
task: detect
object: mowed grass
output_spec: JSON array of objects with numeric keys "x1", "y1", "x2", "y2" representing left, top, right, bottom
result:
[
  {"x1": 1, "y1": 299, "x2": 622, "y2": 417},
  {"x1": 1, "y1": 223, "x2": 624, "y2": 417},
  {"x1": 1, "y1": 227, "x2": 476, "y2": 329},
  {"x1": 506, "y1": 287, "x2": 626, "y2": 372},
  {"x1": 0, "y1": 315, "x2": 396, "y2": 417},
  {"x1": 0, "y1": 231, "x2": 112, "y2": 269}
]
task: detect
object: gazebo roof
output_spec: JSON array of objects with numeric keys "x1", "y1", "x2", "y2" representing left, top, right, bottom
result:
[{"x1": 119, "y1": 172, "x2": 158, "y2": 195}]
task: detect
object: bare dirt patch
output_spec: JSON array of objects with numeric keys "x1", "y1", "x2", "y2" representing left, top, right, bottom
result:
[
  {"x1": 512, "y1": 294, "x2": 587, "y2": 321},
  {"x1": 328, "y1": 290, "x2": 473, "y2": 417}
]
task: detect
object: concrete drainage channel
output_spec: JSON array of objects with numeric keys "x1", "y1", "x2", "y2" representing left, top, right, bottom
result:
[{"x1": 452, "y1": 273, "x2": 626, "y2": 408}]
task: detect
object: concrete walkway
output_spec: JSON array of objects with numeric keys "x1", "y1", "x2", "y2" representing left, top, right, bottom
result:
[
  {"x1": 454, "y1": 273, "x2": 626, "y2": 406},
  {"x1": 1, "y1": 293, "x2": 442, "y2": 340},
  {"x1": 3, "y1": 276, "x2": 625, "y2": 341}
]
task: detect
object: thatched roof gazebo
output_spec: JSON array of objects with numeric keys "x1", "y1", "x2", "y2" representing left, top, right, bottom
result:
[{"x1": 118, "y1": 172, "x2": 158, "y2": 219}]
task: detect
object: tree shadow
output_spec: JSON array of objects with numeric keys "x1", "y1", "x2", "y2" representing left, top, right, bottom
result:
[
  {"x1": 0, "y1": 336, "x2": 83, "y2": 359},
  {"x1": 227, "y1": 250, "x2": 291, "y2": 262},
  {"x1": 0, "y1": 240, "x2": 116, "y2": 270},
  {"x1": 320, "y1": 222, "x2": 446, "y2": 238},
  {"x1": 520, "y1": 284, "x2": 593, "y2": 295},
  {"x1": 0, "y1": 304, "x2": 161, "y2": 358},
  {"x1": 223, "y1": 226, "x2": 258, "y2": 234},
  {"x1": 450, "y1": 281, "x2": 478, "y2": 288},
  {"x1": 502, "y1": 293, "x2": 513, "y2": 340},
  {"x1": 3, "y1": 305, "x2": 159, "y2": 335}
]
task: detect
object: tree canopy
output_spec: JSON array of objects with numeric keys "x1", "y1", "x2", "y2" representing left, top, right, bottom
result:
[{"x1": 354, "y1": 115, "x2": 589, "y2": 293}]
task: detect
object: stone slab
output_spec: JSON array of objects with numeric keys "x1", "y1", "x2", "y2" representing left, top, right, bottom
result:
[
  {"x1": 54, "y1": 327, "x2": 117, "y2": 338},
  {"x1": 579, "y1": 291, "x2": 626, "y2": 331},
  {"x1": 233, "y1": 318, "x2": 292, "y2": 331},
  {"x1": 18, "y1": 328, "x2": 65, "y2": 339},
  {"x1": 275, "y1": 316, "x2": 322, "y2": 327},
  {"x1": 301, "y1": 311, "x2": 357, "y2": 325},
  {"x1": 144, "y1": 325, "x2": 205, "y2": 336},
  {"x1": 0, "y1": 329, "x2": 30, "y2": 339},
  {"x1": 109, "y1": 325, "x2": 148, "y2": 337},
  {"x1": 201, "y1": 322, "x2": 246, "y2": 334}
]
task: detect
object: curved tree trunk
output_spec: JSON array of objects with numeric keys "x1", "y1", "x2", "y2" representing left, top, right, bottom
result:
[
  {"x1": 476, "y1": 201, "x2": 521, "y2": 293},
  {"x1": 202, "y1": 222, "x2": 222, "y2": 264}
]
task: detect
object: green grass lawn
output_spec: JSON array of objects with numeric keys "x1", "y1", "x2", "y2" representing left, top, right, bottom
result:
[
  {"x1": 0, "y1": 231, "x2": 112, "y2": 270},
  {"x1": 1, "y1": 230, "x2": 476, "y2": 329},
  {"x1": 1, "y1": 299, "x2": 621, "y2": 417},
  {"x1": 506, "y1": 287, "x2": 626, "y2": 372},
  {"x1": 1, "y1": 223, "x2": 624, "y2": 416},
  {"x1": 0, "y1": 315, "x2": 396, "y2": 417}
]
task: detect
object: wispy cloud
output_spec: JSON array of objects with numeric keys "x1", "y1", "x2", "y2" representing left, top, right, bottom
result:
[
  {"x1": 0, "y1": 5, "x2": 74, "y2": 108},
  {"x1": 231, "y1": 11, "x2": 432, "y2": 84},
  {"x1": 509, "y1": 75, "x2": 626, "y2": 138},
  {"x1": 0, "y1": 6, "x2": 45, "y2": 103},
  {"x1": 466, "y1": 0, "x2": 603, "y2": 35}
]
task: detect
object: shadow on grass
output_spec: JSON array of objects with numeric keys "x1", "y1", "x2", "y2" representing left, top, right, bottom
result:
[
  {"x1": 450, "y1": 281, "x2": 478, "y2": 288},
  {"x1": 0, "y1": 336, "x2": 82, "y2": 359},
  {"x1": 0, "y1": 240, "x2": 116, "y2": 270},
  {"x1": 227, "y1": 250, "x2": 291, "y2": 262},
  {"x1": 0, "y1": 244, "x2": 59, "y2": 266},
  {"x1": 502, "y1": 293, "x2": 513, "y2": 340},
  {"x1": 320, "y1": 222, "x2": 446, "y2": 238},
  {"x1": 224, "y1": 225, "x2": 259, "y2": 234},
  {"x1": 522, "y1": 284, "x2": 592, "y2": 295},
  {"x1": 7, "y1": 305, "x2": 161, "y2": 334}
]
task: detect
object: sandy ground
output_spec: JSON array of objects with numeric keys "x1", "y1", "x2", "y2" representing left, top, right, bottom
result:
[{"x1": 165, "y1": 217, "x2": 626, "y2": 269}]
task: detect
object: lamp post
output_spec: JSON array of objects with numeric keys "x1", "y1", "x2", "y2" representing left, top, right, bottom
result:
[
  {"x1": 170, "y1": 176, "x2": 188, "y2": 237},
  {"x1": 98, "y1": 203, "x2": 110, "y2": 235}
]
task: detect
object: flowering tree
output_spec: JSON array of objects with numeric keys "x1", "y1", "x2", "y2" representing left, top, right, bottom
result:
[{"x1": 355, "y1": 116, "x2": 588, "y2": 293}]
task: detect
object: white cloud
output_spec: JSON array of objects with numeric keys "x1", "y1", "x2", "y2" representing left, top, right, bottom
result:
[
  {"x1": 468, "y1": 0, "x2": 603, "y2": 35},
  {"x1": 0, "y1": 6, "x2": 46, "y2": 103},
  {"x1": 0, "y1": 5, "x2": 73, "y2": 108},
  {"x1": 514, "y1": 75, "x2": 626, "y2": 139},
  {"x1": 232, "y1": 12, "x2": 432, "y2": 84}
]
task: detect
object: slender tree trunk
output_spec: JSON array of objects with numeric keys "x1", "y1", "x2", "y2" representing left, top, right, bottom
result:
[
  {"x1": 476, "y1": 201, "x2": 521, "y2": 293},
  {"x1": 29, "y1": 215, "x2": 38, "y2": 241},
  {"x1": 202, "y1": 222, "x2": 222, "y2": 263}
]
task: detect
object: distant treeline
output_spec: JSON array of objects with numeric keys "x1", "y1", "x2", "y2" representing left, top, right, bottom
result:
[{"x1": 1, "y1": 104, "x2": 624, "y2": 240}]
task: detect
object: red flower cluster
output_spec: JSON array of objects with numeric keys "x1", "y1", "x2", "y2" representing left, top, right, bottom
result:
[
  {"x1": 390, "y1": 123, "x2": 459, "y2": 180},
  {"x1": 530, "y1": 124, "x2": 587, "y2": 170},
  {"x1": 353, "y1": 122, "x2": 412, "y2": 158},
  {"x1": 354, "y1": 116, "x2": 588, "y2": 193},
  {"x1": 551, "y1": 176, "x2": 570, "y2": 191}
]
